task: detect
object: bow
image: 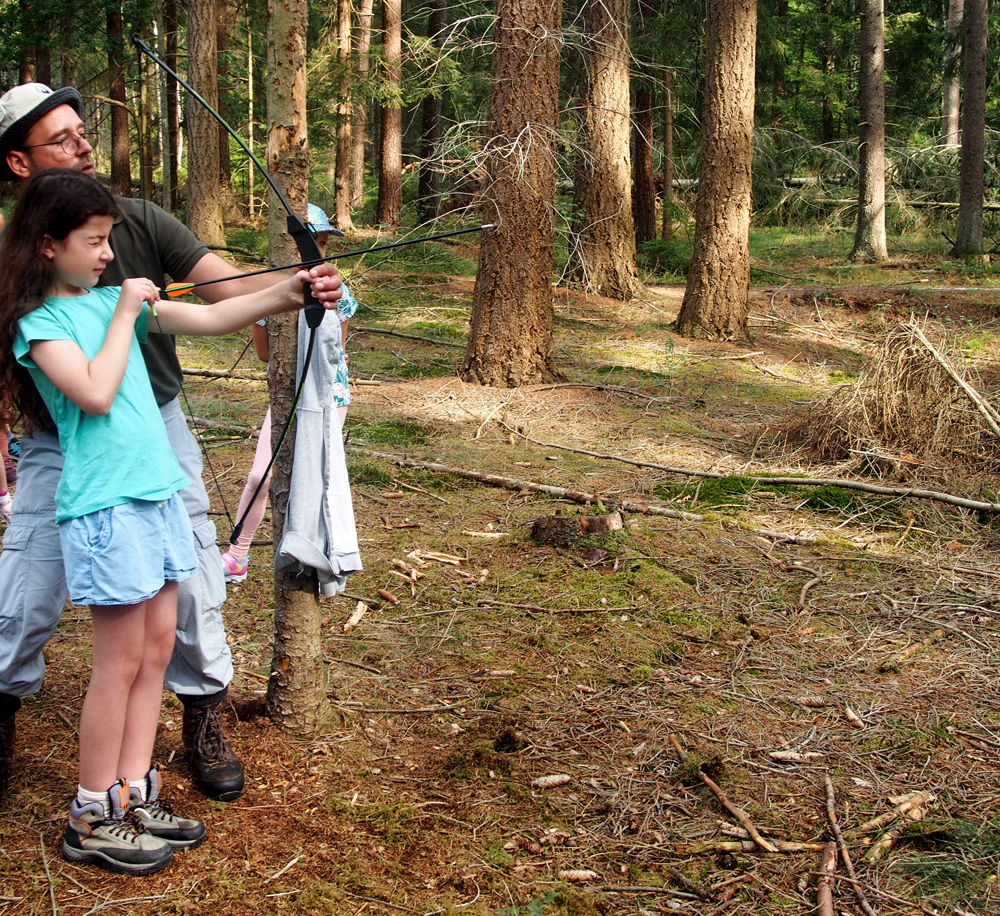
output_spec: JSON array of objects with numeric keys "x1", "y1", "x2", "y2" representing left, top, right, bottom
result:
[
  {"x1": 131, "y1": 33, "x2": 326, "y2": 544},
  {"x1": 130, "y1": 34, "x2": 326, "y2": 328}
]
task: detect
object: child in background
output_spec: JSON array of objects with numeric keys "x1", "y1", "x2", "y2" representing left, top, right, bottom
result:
[
  {"x1": 220, "y1": 203, "x2": 358, "y2": 583},
  {"x1": 0, "y1": 169, "x2": 325, "y2": 876}
]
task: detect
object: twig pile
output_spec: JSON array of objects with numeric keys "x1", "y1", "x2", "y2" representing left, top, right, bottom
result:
[{"x1": 785, "y1": 319, "x2": 1000, "y2": 475}]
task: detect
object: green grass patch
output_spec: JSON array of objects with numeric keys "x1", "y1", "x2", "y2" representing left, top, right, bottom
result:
[{"x1": 356, "y1": 420, "x2": 432, "y2": 447}]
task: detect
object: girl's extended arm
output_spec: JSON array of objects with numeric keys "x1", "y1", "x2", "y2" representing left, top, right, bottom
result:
[
  {"x1": 29, "y1": 279, "x2": 157, "y2": 416},
  {"x1": 150, "y1": 270, "x2": 321, "y2": 336}
]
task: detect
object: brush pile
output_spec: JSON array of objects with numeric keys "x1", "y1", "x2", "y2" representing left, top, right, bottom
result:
[{"x1": 785, "y1": 319, "x2": 1000, "y2": 479}]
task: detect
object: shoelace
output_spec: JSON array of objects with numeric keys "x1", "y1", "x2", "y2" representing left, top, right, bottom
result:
[
  {"x1": 107, "y1": 811, "x2": 148, "y2": 838},
  {"x1": 144, "y1": 795, "x2": 177, "y2": 819},
  {"x1": 192, "y1": 708, "x2": 229, "y2": 766}
]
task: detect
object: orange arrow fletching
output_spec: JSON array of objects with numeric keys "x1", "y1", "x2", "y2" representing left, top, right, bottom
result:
[{"x1": 165, "y1": 282, "x2": 195, "y2": 298}]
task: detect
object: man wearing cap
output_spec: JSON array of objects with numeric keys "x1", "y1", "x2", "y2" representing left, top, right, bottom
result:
[{"x1": 0, "y1": 83, "x2": 342, "y2": 804}]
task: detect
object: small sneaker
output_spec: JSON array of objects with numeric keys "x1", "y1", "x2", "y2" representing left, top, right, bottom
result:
[
  {"x1": 128, "y1": 765, "x2": 206, "y2": 849},
  {"x1": 220, "y1": 552, "x2": 249, "y2": 584},
  {"x1": 6, "y1": 433, "x2": 18, "y2": 459},
  {"x1": 63, "y1": 780, "x2": 173, "y2": 876}
]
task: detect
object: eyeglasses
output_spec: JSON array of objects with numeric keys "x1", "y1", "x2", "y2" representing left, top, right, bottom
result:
[{"x1": 21, "y1": 130, "x2": 96, "y2": 156}]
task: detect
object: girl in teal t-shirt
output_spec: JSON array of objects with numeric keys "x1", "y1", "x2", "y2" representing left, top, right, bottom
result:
[{"x1": 0, "y1": 169, "x2": 318, "y2": 877}]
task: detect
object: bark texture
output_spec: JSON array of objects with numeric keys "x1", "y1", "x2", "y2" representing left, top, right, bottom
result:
[
  {"x1": 952, "y1": 0, "x2": 987, "y2": 257},
  {"x1": 942, "y1": 0, "x2": 964, "y2": 146},
  {"x1": 565, "y1": 0, "x2": 639, "y2": 299},
  {"x1": 107, "y1": 11, "x2": 131, "y2": 198},
  {"x1": 187, "y1": 0, "x2": 225, "y2": 246},
  {"x1": 334, "y1": 0, "x2": 354, "y2": 229},
  {"x1": 375, "y1": 0, "x2": 403, "y2": 225},
  {"x1": 164, "y1": 0, "x2": 180, "y2": 201},
  {"x1": 632, "y1": 83, "x2": 656, "y2": 245},
  {"x1": 351, "y1": 0, "x2": 375, "y2": 208},
  {"x1": 850, "y1": 0, "x2": 888, "y2": 263},
  {"x1": 417, "y1": 0, "x2": 447, "y2": 224},
  {"x1": 460, "y1": 0, "x2": 562, "y2": 387},
  {"x1": 675, "y1": 0, "x2": 756, "y2": 340},
  {"x1": 265, "y1": 0, "x2": 327, "y2": 735}
]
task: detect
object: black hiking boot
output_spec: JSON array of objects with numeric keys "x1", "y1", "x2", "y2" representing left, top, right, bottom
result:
[
  {"x1": 0, "y1": 695, "x2": 21, "y2": 805},
  {"x1": 181, "y1": 693, "x2": 245, "y2": 802}
]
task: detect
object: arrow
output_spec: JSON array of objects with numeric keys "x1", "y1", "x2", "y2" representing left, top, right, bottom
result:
[{"x1": 162, "y1": 224, "x2": 493, "y2": 297}]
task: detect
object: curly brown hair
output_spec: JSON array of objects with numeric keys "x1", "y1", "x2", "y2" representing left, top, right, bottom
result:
[{"x1": 0, "y1": 169, "x2": 119, "y2": 432}]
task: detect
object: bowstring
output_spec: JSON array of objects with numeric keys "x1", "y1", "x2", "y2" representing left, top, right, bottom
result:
[{"x1": 134, "y1": 38, "x2": 235, "y2": 530}]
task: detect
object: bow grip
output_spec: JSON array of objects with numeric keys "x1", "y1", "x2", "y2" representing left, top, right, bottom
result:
[{"x1": 287, "y1": 214, "x2": 326, "y2": 328}]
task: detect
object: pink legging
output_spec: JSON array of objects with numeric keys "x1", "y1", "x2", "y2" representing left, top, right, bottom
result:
[{"x1": 227, "y1": 404, "x2": 348, "y2": 561}]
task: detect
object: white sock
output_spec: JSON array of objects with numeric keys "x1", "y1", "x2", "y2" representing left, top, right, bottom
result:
[
  {"x1": 77, "y1": 785, "x2": 112, "y2": 818},
  {"x1": 127, "y1": 776, "x2": 150, "y2": 802}
]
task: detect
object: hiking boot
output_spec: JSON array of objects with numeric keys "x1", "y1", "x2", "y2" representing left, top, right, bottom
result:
[
  {"x1": 63, "y1": 780, "x2": 173, "y2": 876},
  {"x1": 128, "y1": 765, "x2": 206, "y2": 849},
  {"x1": 0, "y1": 695, "x2": 21, "y2": 805},
  {"x1": 182, "y1": 700, "x2": 245, "y2": 801}
]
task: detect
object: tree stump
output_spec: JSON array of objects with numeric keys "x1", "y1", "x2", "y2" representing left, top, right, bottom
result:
[{"x1": 531, "y1": 512, "x2": 623, "y2": 548}]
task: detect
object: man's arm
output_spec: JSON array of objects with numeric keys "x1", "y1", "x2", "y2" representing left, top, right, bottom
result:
[{"x1": 181, "y1": 252, "x2": 343, "y2": 305}]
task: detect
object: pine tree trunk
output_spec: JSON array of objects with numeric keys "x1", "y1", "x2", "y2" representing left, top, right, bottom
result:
[
  {"x1": 187, "y1": 0, "x2": 225, "y2": 245},
  {"x1": 850, "y1": 0, "x2": 888, "y2": 263},
  {"x1": 675, "y1": 0, "x2": 756, "y2": 340},
  {"x1": 565, "y1": 0, "x2": 639, "y2": 300},
  {"x1": 107, "y1": 11, "x2": 132, "y2": 198},
  {"x1": 942, "y1": 0, "x2": 964, "y2": 147},
  {"x1": 217, "y1": 3, "x2": 235, "y2": 207},
  {"x1": 334, "y1": 0, "x2": 354, "y2": 229},
  {"x1": 156, "y1": 2, "x2": 173, "y2": 211},
  {"x1": 165, "y1": 0, "x2": 180, "y2": 200},
  {"x1": 633, "y1": 83, "x2": 656, "y2": 245},
  {"x1": 351, "y1": 0, "x2": 374, "y2": 209},
  {"x1": 459, "y1": 0, "x2": 561, "y2": 387},
  {"x1": 417, "y1": 0, "x2": 447, "y2": 224},
  {"x1": 952, "y1": 0, "x2": 987, "y2": 257},
  {"x1": 265, "y1": 0, "x2": 327, "y2": 735},
  {"x1": 662, "y1": 65, "x2": 674, "y2": 240},
  {"x1": 375, "y1": 0, "x2": 403, "y2": 225},
  {"x1": 137, "y1": 24, "x2": 155, "y2": 201}
]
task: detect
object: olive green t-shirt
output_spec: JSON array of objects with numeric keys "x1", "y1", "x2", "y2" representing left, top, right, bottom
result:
[{"x1": 97, "y1": 197, "x2": 209, "y2": 405}]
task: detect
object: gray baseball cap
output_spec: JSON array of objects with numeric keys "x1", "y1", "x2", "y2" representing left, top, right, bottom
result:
[{"x1": 0, "y1": 83, "x2": 84, "y2": 181}]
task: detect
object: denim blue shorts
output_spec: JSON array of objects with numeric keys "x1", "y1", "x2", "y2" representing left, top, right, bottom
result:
[{"x1": 59, "y1": 495, "x2": 198, "y2": 606}]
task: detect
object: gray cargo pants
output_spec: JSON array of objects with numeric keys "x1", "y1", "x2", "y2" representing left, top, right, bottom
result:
[{"x1": 0, "y1": 397, "x2": 233, "y2": 698}]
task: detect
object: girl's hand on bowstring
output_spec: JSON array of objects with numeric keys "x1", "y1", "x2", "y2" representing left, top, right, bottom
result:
[{"x1": 116, "y1": 278, "x2": 160, "y2": 321}]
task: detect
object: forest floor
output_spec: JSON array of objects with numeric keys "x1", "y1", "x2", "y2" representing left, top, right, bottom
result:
[{"x1": 3, "y1": 240, "x2": 1000, "y2": 916}]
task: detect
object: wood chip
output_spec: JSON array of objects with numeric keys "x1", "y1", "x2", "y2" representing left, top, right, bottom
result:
[
  {"x1": 344, "y1": 602, "x2": 368, "y2": 633},
  {"x1": 376, "y1": 588, "x2": 399, "y2": 604}
]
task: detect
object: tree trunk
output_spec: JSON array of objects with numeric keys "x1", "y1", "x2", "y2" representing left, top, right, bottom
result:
[
  {"x1": 417, "y1": 0, "x2": 447, "y2": 224},
  {"x1": 850, "y1": 0, "x2": 888, "y2": 263},
  {"x1": 633, "y1": 83, "x2": 656, "y2": 244},
  {"x1": 187, "y1": 0, "x2": 225, "y2": 246},
  {"x1": 265, "y1": 0, "x2": 327, "y2": 735},
  {"x1": 107, "y1": 10, "x2": 132, "y2": 198},
  {"x1": 459, "y1": 0, "x2": 562, "y2": 387},
  {"x1": 165, "y1": 0, "x2": 180, "y2": 201},
  {"x1": 138, "y1": 23, "x2": 155, "y2": 201},
  {"x1": 156, "y1": 4, "x2": 173, "y2": 212},
  {"x1": 35, "y1": 46, "x2": 51, "y2": 87},
  {"x1": 334, "y1": 0, "x2": 354, "y2": 229},
  {"x1": 942, "y1": 0, "x2": 964, "y2": 147},
  {"x1": 662, "y1": 65, "x2": 674, "y2": 240},
  {"x1": 375, "y1": 0, "x2": 403, "y2": 225},
  {"x1": 820, "y1": 0, "x2": 834, "y2": 143},
  {"x1": 565, "y1": 0, "x2": 640, "y2": 299},
  {"x1": 217, "y1": 3, "x2": 235, "y2": 205},
  {"x1": 675, "y1": 0, "x2": 756, "y2": 341},
  {"x1": 351, "y1": 0, "x2": 375, "y2": 209},
  {"x1": 952, "y1": 0, "x2": 987, "y2": 257}
]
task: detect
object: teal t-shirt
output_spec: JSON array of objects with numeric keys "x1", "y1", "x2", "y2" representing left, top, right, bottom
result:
[{"x1": 14, "y1": 286, "x2": 190, "y2": 523}]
